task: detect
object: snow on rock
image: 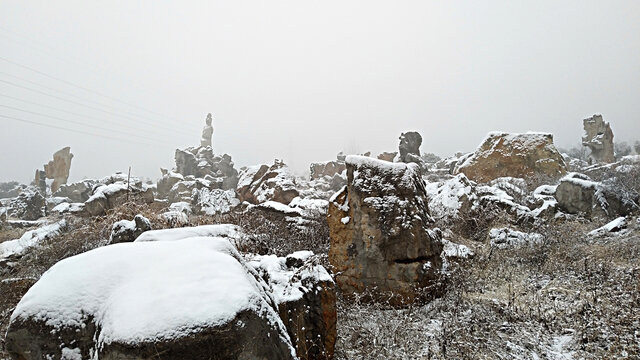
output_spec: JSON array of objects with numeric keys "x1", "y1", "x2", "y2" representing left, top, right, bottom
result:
[
  {"x1": 6, "y1": 237, "x2": 297, "y2": 360},
  {"x1": 289, "y1": 196, "x2": 329, "y2": 215},
  {"x1": 489, "y1": 228, "x2": 544, "y2": 248},
  {"x1": 191, "y1": 188, "x2": 240, "y2": 215},
  {"x1": 588, "y1": 216, "x2": 628, "y2": 236},
  {"x1": 441, "y1": 239, "x2": 473, "y2": 259},
  {"x1": 51, "y1": 202, "x2": 84, "y2": 215},
  {"x1": 0, "y1": 220, "x2": 66, "y2": 261},
  {"x1": 248, "y1": 251, "x2": 337, "y2": 360},
  {"x1": 109, "y1": 214, "x2": 152, "y2": 244},
  {"x1": 236, "y1": 160, "x2": 299, "y2": 205},
  {"x1": 454, "y1": 132, "x2": 567, "y2": 183},
  {"x1": 134, "y1": 224, "x2": 242, "y2": 244},
  {"x1": 425, "y1": 173, "x2": 474, "y2": 220}
]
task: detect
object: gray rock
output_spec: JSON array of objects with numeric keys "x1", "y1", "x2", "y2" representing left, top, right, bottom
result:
[
  {"x1": 109, "y1": 214, "x2": 152, "y2": 244},
  {"x1": 582, "y1": 114, "x2": 615, "y2": 164}
]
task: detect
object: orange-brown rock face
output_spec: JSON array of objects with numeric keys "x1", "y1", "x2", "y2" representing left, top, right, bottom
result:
[
  {"x1": 328, "y1": 155, "x2": 443, "y2": 306},
  {"x1": 453, "y1": 132, "x2": 566, "y2": 183},
  {"x1": 43, "y1": 147, "x2": 73, "y2": 193},
  {"x1": 309, "y1": 161, "x2": 346, "y2": 180}
]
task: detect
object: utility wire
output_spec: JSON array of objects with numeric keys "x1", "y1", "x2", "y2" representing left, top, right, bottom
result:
[
  {"x1": 0, "y1": 54, "x2": 186, "y2": 125},
  {"x1": 0, "y1": 114, "x2": 158, "y2": 147},
  {"x1": 0, "y1": 71, "x2": 198, "y2": 134},
  {"x1": 0, "y1": 104, "x2": 175, "y2": 145},
  {"x1": 0, "y1": 78, "x2": 195, "y2": 136},
  {"x1": 0, "y1": 93, "x2": 183, "y2": 139}
]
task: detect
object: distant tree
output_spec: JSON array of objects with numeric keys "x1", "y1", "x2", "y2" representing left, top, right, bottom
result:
[
  {"x1": 634, "y1": 141, "x2": 640, "y2": 155},
  {"x1": 615, "y1": 141, "x2": 633, "y2": 159}
]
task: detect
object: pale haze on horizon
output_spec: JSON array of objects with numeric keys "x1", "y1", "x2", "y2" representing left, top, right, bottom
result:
[{"x1": 0, "y1": 0, "x2": 639, "y2": 184}]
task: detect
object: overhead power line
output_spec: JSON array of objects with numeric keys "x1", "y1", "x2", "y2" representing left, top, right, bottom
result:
[
  {"x1": 0, "y1": 114, "x2": 159, "y2": 147},
  {"x1": 0, "y1": 93, "x2": 182, "y2": 139},
  {"x1": 0, "y1": 78, "x2": 195, "y2": 137},
  {"x1": 0, "y1": 104, "x2": 175, "y2": 145},
  {"x1": 0, "y1": 54, "x2": 185, "y2": 125}
]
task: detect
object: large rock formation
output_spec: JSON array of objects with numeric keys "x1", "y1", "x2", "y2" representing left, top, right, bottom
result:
[
  {"x1": 200, "y1": 113, "x2": 214, "y2": 148},
  {"x1": 8, "y1": 188, "x2": 46, "y2": 220},
  {"x1": 309, "y1": 161, "x2": 346, "y2": 180},
  {"x1": 236, "y1": 160, "x2": 299, "y2": 205},
  {"x1": 6, "y1": 237, "x2": 298, "y2": 360},
  {"x1": 454, "y1": 132, "x2": 567, "y2": 183},
  {"x1": 173, "y1": 148, "x2": 238, "y2": 190},
  {"x1": 328, "y1": 155, "x2": 443, "y2": 305},
  {"x1": 43, "y1": 147, "x2": 73, "y2": 193},
  {"x1": 83, "y1": 180, "x2": 154, "y2": 217},
  {"x1": 582, "y1": 114, "x2": 615, "y2": 164},
  {"x1": 554, "y1": 173, "x2": 639, "y2": 219},
  {"x1": 398, "y1": 131, "x2": 423, "y2": 163}
]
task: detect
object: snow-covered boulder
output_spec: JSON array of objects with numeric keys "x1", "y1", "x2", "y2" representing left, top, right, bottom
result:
[
  {"x1": 249, "y1": 251, "x2": 337, "y2": 360},
  {"x1": 191, "y1": 188, "x2": 240, "y2": 215},
  {"x1": 134, "y1": 224, "x2": 243, "y2": 243},
  {"x1": 588, "y1": 216, "x2": 629, "y2": 237},
  {"x1": 237, "y1": 160, "x2": 299, "y2": 205},
  {"x1": 5, "y1": 237, "x2": 297, "y2": 360},
  {"x1": 328, "y1": 155, "x2": 443, "y2": 305},
  {"x1": 425, "y1": 173, "x2": 475, "y2": 221},
  {"x1": 109, "y1": 214, "x2": 152, "y2": 244},
  {"x1": 53, "y1": 179, "x2": 95, "y2": 203},
  {"x1": 309, "y1": 160, "x2": 345, "y2": 181},
  {"x1": 84, "y1": 181, "x2": 154, "y2": 217},
  {"x1": 0, "y1": 220, "x2": 66, "y2": 263},
  {"x1": 489, "y1": 228, "x2": 544, "y2": 248},
  {"x1": 156, "y1": 170, "x2": 183, "y2": 199},
  {"x1": 555, "y1": 173, "x2": 639, "y2": 218},
  {"x1": 454, "y1": 132, "x2": 567, "y2": 183},
  {"x1": 8, "y1": 188, "x2": 46, "y2": 221}
]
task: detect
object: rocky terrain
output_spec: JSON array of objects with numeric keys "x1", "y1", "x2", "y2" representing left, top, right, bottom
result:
[{"x1": 0, "y1": 114, "x2": 638, "y2": 359}]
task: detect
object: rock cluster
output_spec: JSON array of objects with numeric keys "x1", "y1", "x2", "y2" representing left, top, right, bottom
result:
[
  {"x1": 237, "y1": 160, "x2": 299, "y2": 205},
  {"x1": 582, "y1": 114, "x2": 615, "y2": 164},
  {"x1": 6, "y1": 226, "x2": 336, "y2": 360},
  {"x1": 174, "y1": 147, "x2": 239, "y2": 190},
  {"x1": 454, "y1": 132, "x2": 567, "y2": 183},
  {"x1": 328, "y1": 155, "x2": 443, "y2": 305},
  {"x1": 309, "y1": 161, "x2": 345, "y2": 180}
]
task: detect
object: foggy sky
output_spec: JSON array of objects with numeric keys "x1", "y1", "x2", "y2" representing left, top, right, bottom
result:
[{"x1": 1, "y1": 1, "x2": 639, "y2": 184}]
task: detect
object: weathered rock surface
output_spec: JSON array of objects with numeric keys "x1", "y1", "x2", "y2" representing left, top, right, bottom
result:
[
  {"x1": 398, "y1": 131, "x2": 423, "y2": 165},
  {"x1": 84, "y1": 182, "x2": 154, "y2": 217},
  {"x1": 555, "y1": 173, "x2": 639, "y2": 218},
  {"x1": 454, "y1": 132, "x2": 567, "y2": 183},
  {"x1": 173, "y1": 147, "x2": 238, "y2": 190},
  {"x1": 200, "y1": 113, "x2": 214, "y2": 148},
  {"x1": 52, "y1": 180, "x2": 94, "y2": 202},
  {"x1": 237, "y1": 160, "x2": 299, "y2": 205},
  {"x1": 0, "y1": 182, "x2": 25, "y2": 199},
  {"x1": 156, "y1": 169, "x2": 184, "y2": 199},
  {"x1": 6, "y1": 237, "x2": 297, "y2": 360},
  {"x1": 192, "y1": 188, "x2": 240, "y2": 215},
  {"x1": 8, "y1": 188, "x2": 46, "y2": 221},
  {"x1": 310, "y1": 161, "x2": 346, "y2": 181},
  {"x1": 250, "y1": 251, "x2": 337, "y2": 360},
  {"x1": 109, "y1": 214, "x2": 152, "y2": 244},
  {"x1": 377, "y1": 152, "x2": 397, "y2": 162},
  {"x1": 43, "y1": 147, "x2": 73, "y2": 193},
  {"x1": 582, "y1": 114, "x2": 615, "y2": 164},
  {"x1": 328, "y1": 155, "x2": 443, "y2": 305}
]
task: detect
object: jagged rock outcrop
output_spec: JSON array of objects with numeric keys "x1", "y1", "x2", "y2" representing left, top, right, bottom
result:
[
  {"x1": 5, "y1": 237, "x2": 297, "y2": 360},
  {"x1": 43, "y1": 147, "x2": 73, "y2": 193},
  {"x1": 398, "y1": 132, "x2": 423, "y2": 163},
  {"x1": 156, "y1": 169, "x2": 184, "y2": 199},
  {"x1": 554, "y1": 173, "x2": 639, "y2": 218},
  {"x1": 310, "y1": 161, "x2": 346, "y2": 181},
  {"x1": 328, "y1": 155, "x2": 443, "y2": 305},
  {"x1": 109, "y1": 214, "x2": 152, "y2": 244},
  {"x1": 249, "y1": 251, "x2": 337, "y2": 360},
  {"x1": 0, "y1": 182, "x2": 25, "y2": 199},
  {"x1": 377, "y1": 152, "x2": 397, "y2": 162},
  {"x1": 9, "y1": 188, "x2": 46, "y2": 220},
  {"x1": 173, "y1": 147, "x2": 238, "y2": 191},
  {"x1": 53, "y1": 180, "x2": 94, "y2": 202},
  {"x1": 582, "y1": 114, "x2": 615, "y2": 164},
  {"x1": 191, "y1": 188, "x2": 240, "y2": 215},
  {"x1": 200, "y1": 113, "x2": 214, "y2": 148},
  {"x1": 84, "y1": 182, "x2": 154, "y2": 217},
  {"x1": 237, "y1": 160, "x2": 299, "y2": 205},
  {"x1": 454, "y1": 132, "x2": 567, "y2": 183}
]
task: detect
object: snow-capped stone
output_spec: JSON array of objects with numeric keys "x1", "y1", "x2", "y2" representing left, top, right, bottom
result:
[
  {"x1": 109, "y1": 215, "x2": 152, "y2": 244},
  {"x1": 328, "y1": 155, "x2": 443, "y2": 305},
  {"x1": 489, "y1": 228, "x2": 544, "y2": 248},
  {"x1": 454, "y1": 132, "x2": 567, "y2": 183},
  {"x1": 588, "y1": 217, "x2": 628, "y2": 236},
  {"x1": 5, "y1": 237, "x2": 296, "y2": 360},
  {"x1": 191, "y1": 188, "x2": 240, "y2": 215},
  {"x1": 236, "y1": 160, "x2": 299, "y2": 205},
  {"x1": 0, "y1": 220, "x2": 66, "y2": 262}
]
